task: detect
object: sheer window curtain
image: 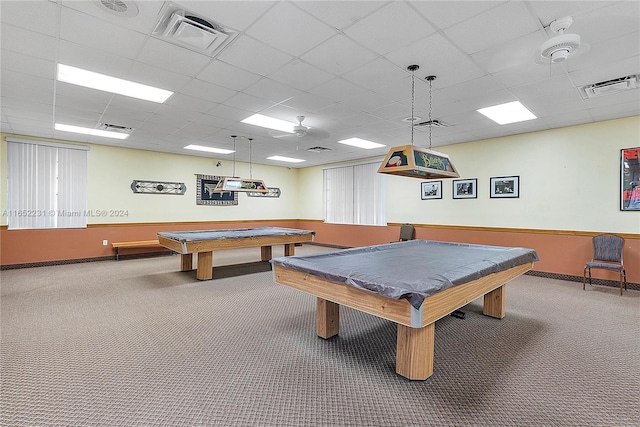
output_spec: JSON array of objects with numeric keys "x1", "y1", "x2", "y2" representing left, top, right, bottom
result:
[
  {"x1": 7, "y1": 139, "x2": 88, "y2": 229},
  {"x1": 323, "y1": 161, "x2": 387, "y2": 226}
]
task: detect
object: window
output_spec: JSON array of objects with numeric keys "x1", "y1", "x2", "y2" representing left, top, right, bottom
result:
[
  {"x1": 323, "y1": 161, "x2": 387, "y2": 225},
  {"x1": 6, "y1": 138, "x2": 88, "y2": 229}
]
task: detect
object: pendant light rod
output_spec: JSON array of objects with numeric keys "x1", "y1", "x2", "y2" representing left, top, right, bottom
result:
[
  {"x1": 248, "y1": 137, "x2": 253, "y2": 179},
  {"x1": 407, "y1": 65, "x2": 419, "y2": 147},
  {"x1": 231, "y1": 135, "x2": 237, "y2": 177},
  {"x1": 425, "y1": 75, "x2": 436, "y2": 150}
]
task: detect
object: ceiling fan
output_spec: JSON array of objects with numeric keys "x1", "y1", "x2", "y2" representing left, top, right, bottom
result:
[{"x1": 268, "y1": 116, "x2": 329, "y2": 140}]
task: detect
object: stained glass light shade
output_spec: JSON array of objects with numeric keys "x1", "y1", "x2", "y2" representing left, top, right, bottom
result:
[
  {"x1": 211, "y1": 177, "x2": 269, "y2": 193},
  {"x1": 377, "y1": 145, "x2": 459, "y2": 179}
]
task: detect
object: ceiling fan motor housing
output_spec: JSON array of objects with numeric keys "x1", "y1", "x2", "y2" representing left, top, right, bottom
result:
[{"x1": 540, "y1": 16, "x2": 581, "y2": 63}]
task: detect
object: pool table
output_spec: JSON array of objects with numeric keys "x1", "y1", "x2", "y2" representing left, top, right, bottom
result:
[
  {"x1": 271, "y1": 240, "x2": 538, "y2": 380},
  {"x1": 158, "y1": 227, "x2": 314, "y2": 280}
]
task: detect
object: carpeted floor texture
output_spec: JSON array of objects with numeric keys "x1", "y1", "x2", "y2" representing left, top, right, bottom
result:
[{"x1": 1, "y1": 244, "x2": 638, "y2": 426}]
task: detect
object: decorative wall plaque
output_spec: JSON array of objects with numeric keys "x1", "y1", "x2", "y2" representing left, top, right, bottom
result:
[
  {"x1": 246, "y1": 187, "x2": 281, "y2": 198},
  {"x1": 196, "y1": 174, "x2": 238, "y2": 206},
  {"x1": 131, "y1": 180, "x2": 186, "y2": 195}
]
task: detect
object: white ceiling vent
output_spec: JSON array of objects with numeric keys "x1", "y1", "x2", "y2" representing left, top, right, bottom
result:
[
  {"x1": 414, "y1": 119, "x2": 448, "y2": 128},
  {"x1": 99, "y1": 123, "x2": 133, "y2": 134},
  {"x1": 306, "y1": 146, "x2": 332, "y2": 153},
  {"x1": 580, "y1": 74, "x2": 639, "y2": 99},
  {"x1": 152, "y1": 2, "x2": 238, "y2": 57}
]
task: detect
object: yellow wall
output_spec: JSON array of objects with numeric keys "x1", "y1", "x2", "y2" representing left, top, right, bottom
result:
[
  {"x1": 298, "y1": 116, "x2": 640, "y2": 234},
  {"x1": 0, "y1": 135, "x2": 300, "y2": 226}
]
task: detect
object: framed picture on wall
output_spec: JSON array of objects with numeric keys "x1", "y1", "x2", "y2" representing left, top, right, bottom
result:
[
  {"x1": 421, "y1": 181, "x2": 442, "y2": 200},
  {"x1": 196, "y1": 174, "x2": 238, "y2": 206},
  {"x1": 490, "y1": 176, "x2": 519, "y2": 198},
  {"x1": 453, "y1": 179, "x2": 477, "y2": 199},
  {"x1": 621, "y1": 147, "x2": 640, "y2": 211}
]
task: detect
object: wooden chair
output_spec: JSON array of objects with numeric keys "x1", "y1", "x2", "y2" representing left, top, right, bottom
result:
[
  {"x1": 583, "y1": 233, "x2": 627, "y2": 295},
  {"x1": 398, "y1": 223, "x2": 415, "y2": 241}
]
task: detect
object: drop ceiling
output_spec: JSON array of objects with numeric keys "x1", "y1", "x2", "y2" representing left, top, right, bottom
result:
[{"x1": 1, "y1": 0, "x2": 639, "y2": 168}]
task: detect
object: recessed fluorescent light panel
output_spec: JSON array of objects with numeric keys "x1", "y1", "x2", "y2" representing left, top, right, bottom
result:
[
  {"x1": 337, "y1": 138, "x2": 385, "y2": 149},
  {"x1": 241, "y1": 114, "x2": 295, "y2": 133},
  {"x1": 477, "y1": 101, "x2": 537, "y2": 125},
  {"x1": 55, "y1": 123, "x2": 129, "y2": 139},
  {"x1": 57, "y1": 64, "x2": 173, "y2": 103},
  {"x1": 267, "y1": 156, "x2": 305, "y2": 163},
  {"x1": 184, "y1": 144, "x2": 235, "y2": 154}
]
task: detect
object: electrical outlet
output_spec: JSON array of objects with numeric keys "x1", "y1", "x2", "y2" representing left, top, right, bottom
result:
[{"x1": 102, "y1": 240, "x2": 108, "y2": 246}]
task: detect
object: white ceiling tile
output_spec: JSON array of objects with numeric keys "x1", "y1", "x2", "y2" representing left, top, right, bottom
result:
[
  {"x1": 296, "y1": 1, "x2": 385, "y2": 31},
  {"x1": 344, "y1": 2, "x2": 436, "y2": 55},
  {"x1": 1, "y1": 0, "x2": 59, "y2": 36},
  {"x1": 180, "y1": 79, "x2": 237, "y2": 104},
  {"x1": 197, "y1": 61, "x2": 262, "y2": 92},
  {"x1": 57, "y1": 40, "x2": 135, "y2": 78},
  {"x1": 243, "y1": 78, "x2": 302, "y2": 104},
  {"x1": 385, "y1": 33, "x2": 471, "y2": 71},
  {"x1": 444, "y1": 1, "x2": 540, "y2": 54},
  {"x1": 1, "y1": 24, "x2": 57, "y2": 60},
  {"x1": 471, "y1": 31, "x2": 548, "y2": 74},
  {"x1": 301, "y1": 34, "x2": 378, "y2": 76},
  {"x1": 216, "y1": 35, "x2": 294, "y2": 76},
  {"x1": 0, "y1": 50, "x2": 54, "y2": 80},
  {"x1": 268, "y1": 59, "x2": 334, "y2": 92},
  {"x1": 223, "y1": 92, "x2": 277, "y2": 113},
  {"x1": 136, "y1": 37, "x2": 211, "y2": 77},
  {"x1": 281, "y1": 93, "x2": 336, "y2": 114},
  {"x1": 165, "y1": 93, "x2": 219, "y2": 114},
  {"x1": 245, "y1": 2, "x2": 336, "y2": 56},
  {"x1": 342, "y1": 58, "x2": 407, "y2": 91},
  {"x1": 59, "y1": 6, "x2": 148, "y2": 59},
  {"x1": 410, "y1": 1, "x2": 505, "y2": 30}
]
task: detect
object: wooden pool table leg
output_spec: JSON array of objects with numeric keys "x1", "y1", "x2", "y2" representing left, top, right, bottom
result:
[
  {"x1": 396, "y1": 323, "x2": 435, "y2": 380},
  {"x1": 196, "y1": 251, "x2": 213, "y2": 280},
  {"x1": 180, "y1": 254, "x2": 193, "y2": 271},
  {"x1": 317, "y1": 298, "x2": 339, "y2": 339},
  {"x1": 261, "y1": 246, "x2": 272, "y2": 261},
  {"x1": 483, "y1": 285, "x2": 506, "y2": 318},
  {"x1": 284, "y1": 243, "x2": 295, "y2": 256}
]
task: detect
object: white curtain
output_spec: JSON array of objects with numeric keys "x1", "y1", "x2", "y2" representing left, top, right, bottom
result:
[
  {"x1": 324, "y1": 161, "x2": 387, "y2": 225},
  {"x1": 7, "y1": 139, "x2": 88, "y2": 229}
]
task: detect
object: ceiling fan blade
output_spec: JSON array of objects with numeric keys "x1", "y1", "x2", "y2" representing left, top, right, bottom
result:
[{"x1": 268, "y1": 130, "x2": 295, "y2": 139}]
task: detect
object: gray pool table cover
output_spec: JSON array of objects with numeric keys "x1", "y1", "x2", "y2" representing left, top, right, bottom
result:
[
  {"x1": 271, "y1": 240, "x2": 538, "y2": 309},
  {"x1": 158, "y1": 227, "x2": 314, "y2": 242}
]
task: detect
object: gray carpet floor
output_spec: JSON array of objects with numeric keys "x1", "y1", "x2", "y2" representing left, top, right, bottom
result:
[{"x1": 1, "y1": 244, "x2": 638, "y2": 426}]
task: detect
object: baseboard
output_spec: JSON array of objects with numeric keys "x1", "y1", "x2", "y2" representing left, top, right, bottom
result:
[{"x1": 526, "y1": 270, "x2": 638, "y2": 291}]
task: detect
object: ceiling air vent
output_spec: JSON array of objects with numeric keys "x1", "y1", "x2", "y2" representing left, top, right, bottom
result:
[
  {"x1": 99, "y1": 123, "x2": 133, "y2": 134},
  {"x1": 413, "y1": 119, "x2": 448, "y2": 128},
  {"x1": 152, "y1": 2, "x2": 238, "y2": 57},
  {"x1": 306, "y1": 146, "x2": 332, "y2": 153},
  {"x1": 580, "y1": 74, "x2": 639, "y2": 99}
]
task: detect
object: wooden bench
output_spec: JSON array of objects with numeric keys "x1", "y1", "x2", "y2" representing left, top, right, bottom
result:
[{"x1": 112, "y1": 240, "x2": 161, "y2": 261}]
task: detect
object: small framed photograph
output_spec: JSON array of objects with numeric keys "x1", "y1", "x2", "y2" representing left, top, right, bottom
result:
[
  {"x1": 453, "y1": 178, "x2": 477, "y2": 199},
  {"x1": 490, "y1": 176, "x2": 519, "y2": 198},
  {"x1": 421, "y1": 181, "x2": 442, "y2": 200}
]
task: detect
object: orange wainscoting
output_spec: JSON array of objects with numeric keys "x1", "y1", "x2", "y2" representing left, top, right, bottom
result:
[
  {"x1": 1, "y1": 220, "x2": 638, "y2": 285},
  {"x1": 296, "y1": 220, "x2": 640, "y2": 285},
  {"x1": 0, "y1": 220, "x2": 300, "y2": 265}
]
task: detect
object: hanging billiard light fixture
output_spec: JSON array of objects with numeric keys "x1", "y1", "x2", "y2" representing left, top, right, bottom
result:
[
  {"x1": 213, "y1": 136, "x2": 270, "y2": 193},
  {"x1": 378, "y1": 65, "x2": 459, "y2": 179}
]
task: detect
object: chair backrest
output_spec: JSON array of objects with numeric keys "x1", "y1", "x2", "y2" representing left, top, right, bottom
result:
[
  {"x1": 399, "y1": 223, "x2": 415, "y2": 241},
  {"x1": 592, "y1": 233, "x2": 624, "y2": 263}
]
